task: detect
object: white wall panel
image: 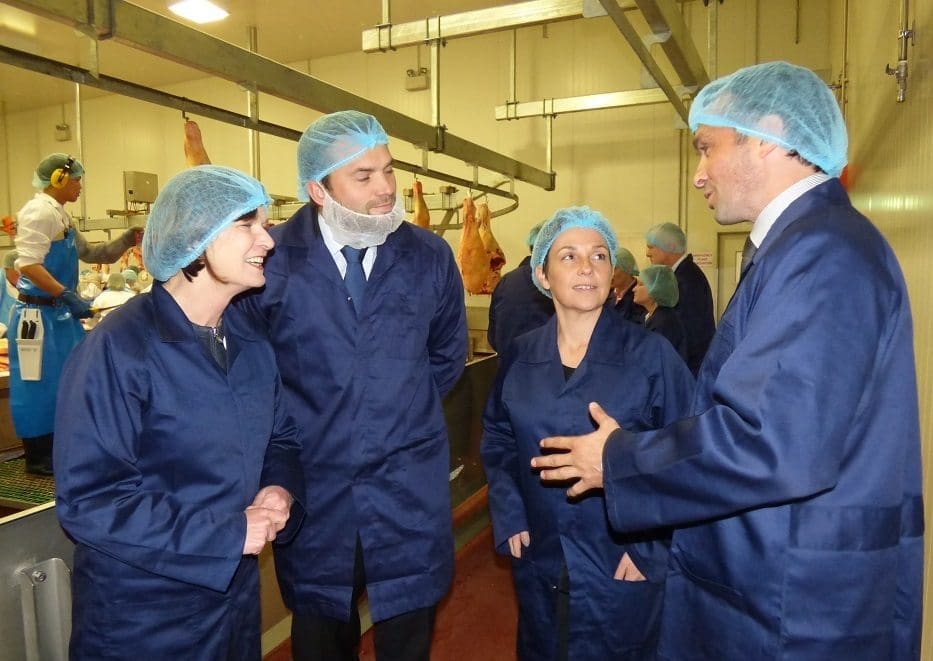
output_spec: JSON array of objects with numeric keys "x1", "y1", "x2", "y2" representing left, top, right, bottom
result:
[{"x1": 842, "y1": 1, "x2": 933, "y2": 654}]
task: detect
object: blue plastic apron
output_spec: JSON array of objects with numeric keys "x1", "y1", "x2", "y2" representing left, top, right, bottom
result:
[{"x1": 8, "y1": 229, "x2": 84, "y2": 438}]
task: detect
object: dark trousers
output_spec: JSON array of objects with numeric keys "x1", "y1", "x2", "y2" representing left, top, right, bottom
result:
[{"x1": 290, "y1": 539, "x2": 436, "y2": 661}]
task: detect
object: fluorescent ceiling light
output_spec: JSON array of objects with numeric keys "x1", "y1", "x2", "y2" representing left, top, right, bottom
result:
[
  {"x1": 0, "y1": 7, "x2": 37, "y2": 36},
  {"x1": 168, "y1": 0, "x2": 229, "y2": 24}
]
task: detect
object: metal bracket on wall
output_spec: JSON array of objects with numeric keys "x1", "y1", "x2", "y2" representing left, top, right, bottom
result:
[{"x1": 885, "y1": 0, "x2": 914, "y2": 103}]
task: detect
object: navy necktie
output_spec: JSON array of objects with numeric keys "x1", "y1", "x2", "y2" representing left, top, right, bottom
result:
[{"x1": 341, "y1": 246, "x2": 367, "y2": 315}]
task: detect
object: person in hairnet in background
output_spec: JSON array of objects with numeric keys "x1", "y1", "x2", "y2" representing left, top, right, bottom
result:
[
  {"x1": 54, "y1": 165, "x2": 304, "y2": 660},
  {"x1": 9, "y1": 153, "x2": 140, "y2": 475},
  {"x1": 606, "y1": 245, "x2": 645, "y2": 322},
  {"x1": 644, "y1": 222, "x2": 714, "y2": 376},
  {"x1": 632, "y1": 265, "x2": 687, "y2": 362},
  {"x1": 90, "y1": 271, "x2": 135, "y2": 317},
  {"x1": 482, "y1": 206, "x2": 693, "y2": 660},
  {"x1": 487, "y1": 221, "x2": 554, "y2": 353},
  {"x1": 532, "y1": 61, "x2": 924, "y2": 660},
  {"x1": 121, "y1": 267, "x2": 139, "y2": 291},
  {"x1": 235, "y1": 111, "x2": 466, "y2": 660}
]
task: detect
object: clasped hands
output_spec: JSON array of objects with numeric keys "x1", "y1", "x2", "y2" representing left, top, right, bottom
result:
[{"x1": 242, "y1": 485, "x2": 293, "y2": 555}]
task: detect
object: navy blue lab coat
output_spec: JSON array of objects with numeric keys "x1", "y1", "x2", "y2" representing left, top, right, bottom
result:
[
  {"x1": 487, "y1": 255, "x2": 554, "y2": 353},
  {"x1": 236, "y1": 206, "x2": 467, "y2": 623},
  {"x1": 54, "y1": 283, "x2": 304, "y2": 659},
  {"x1": 673, "y1": 254, "x2": 715, "y2": 375},
  {"x1": 603, "y1": 180, "x2": 925, "y2": 660},
  {"x1": 644, "y1": 306, "x2": 688, "y2": 363},
  {"x1": 482, "y1": 310, "x2": 694, "y2": 660}
]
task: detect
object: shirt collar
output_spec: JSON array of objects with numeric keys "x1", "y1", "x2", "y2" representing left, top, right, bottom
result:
[
  {"x1": 317, "y1": 208, "x2": 379, "y2": 274},
  {"x1": 749, "y1": 173, "x2": 830, "y2": 248}
]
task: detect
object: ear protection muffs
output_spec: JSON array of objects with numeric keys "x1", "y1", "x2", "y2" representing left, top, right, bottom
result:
[{"x1": 50, "y1": 156, "x2": 75, "y2": 189}]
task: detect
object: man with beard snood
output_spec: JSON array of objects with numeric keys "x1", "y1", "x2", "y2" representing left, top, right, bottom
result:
[{"x1": 236, "y1": 111, "x2": 467, "y2": 661}]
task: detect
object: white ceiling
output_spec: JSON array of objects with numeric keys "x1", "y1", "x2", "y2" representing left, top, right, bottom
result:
[{"x1": 0, "y1": 0, "x2": 513, "y2": 113}]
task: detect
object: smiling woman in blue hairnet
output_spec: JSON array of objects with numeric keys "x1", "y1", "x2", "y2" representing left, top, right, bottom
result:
[
  {"x1": 481, "y1": 206, "x2": 694, "y2": 660},
  {"x1": 54, "y1": 165, "x2": 304, "y2": 660}
]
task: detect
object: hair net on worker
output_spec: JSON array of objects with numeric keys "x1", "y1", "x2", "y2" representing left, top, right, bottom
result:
[
  {"x1": 143, "y1": 165, "x2": 270, "y2": 282},
  {"x1": 106, "y1": 272, "x2": 126, "y2": 291},
  {"x1": 640, "y1": 264, "x2": 679, "y2": 308},
  {"x1": 32, "y1": 153, "x2": 85, "y2": 189},
  {"x1": 530, "y1": 206, "x2": 618, "y2": 298},
  {"x1": 526, "y1": 222, "x2": 545, "y2": 248},
  {"x1": 645, "y1": 222, "x2": 686, "y2": 254},
  {"x1": 615, "y1": 247, "x2": 639, "y2": 277},
  {"x1": 688, "y1": 61, "x2": 848, "y2": 177},
  {"x1": 121, "y1": 268, "x2": 138, "y2": 283},
  {"x1": 296, "y1": 110, "x2": 389, "y2": 200}
]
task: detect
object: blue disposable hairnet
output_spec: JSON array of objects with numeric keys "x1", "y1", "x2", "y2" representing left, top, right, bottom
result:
[
  {"x1": 107, "y1": 272, "x2": 126, "y2": 291},
  {"x1": 645, "y1": 222, "x2": 686, "y2": 253},
  {"x1": 526, "y1": 222, "x2": 545, "y2": 248},
  {"x1": 615, "y1": 247, "x2": 639, "y2": 276},
  {"x1": 143, "y1": 165, "x2": 270, "y2": 282},
  {"x1": 640, "y1": 264, "x2": 679, "y2": 308},
  {"x1": 530, "y1": 206, "x2": 618, "y2": 298},
  {"x1": 296, "y1": 111, "x2": 389, "y2": 200},
  {"x1": 121, "y1": 268, "x2": 138, "y2": 283},
  {"x1": 688, "y1": 61, "x2": 848, "y2": 177},
  {"x1": 33, "y1": 153, "x2": 85, "y2": 189}
]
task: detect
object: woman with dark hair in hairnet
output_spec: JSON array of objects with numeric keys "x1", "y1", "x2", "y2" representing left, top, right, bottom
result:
[
  {"x1": 54, "y1": 166, "x2": 304, "y2": 660},
  {"x1": 481, "y1": 206, "x2": 694, "y2": 660},
  {"x1": 633, "y1": 264, "x2": 688, "y2": 362}
]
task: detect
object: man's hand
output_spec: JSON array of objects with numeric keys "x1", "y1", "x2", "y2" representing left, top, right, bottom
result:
[
  {"x1": 242, "y1": 506, "x2": 287, "y2": 555},
  {"x1": 250, "y1": 486, "x2": 293, "y2": 532},
  {"x1": 508, "y1": 531, "x2": 530, "y2": 559},
  {"x1": 531, "y1": 402, "x2": 620, "y2": 497},
  {"x1": 614, "y1": 552, "x2": 646, "y2": 581}
]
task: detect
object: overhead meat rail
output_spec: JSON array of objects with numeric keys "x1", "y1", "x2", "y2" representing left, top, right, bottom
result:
[
  {"x1": 0, "y1": 43, "x2": 522, "y2": 214},
  {"x1": 3, "y1": 0, "x2": 555, "y2": 191}
]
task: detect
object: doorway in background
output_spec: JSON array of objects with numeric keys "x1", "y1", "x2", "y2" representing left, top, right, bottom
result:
[{"x1": 716, "y1": 231, "x2": 750, "y2": 321}]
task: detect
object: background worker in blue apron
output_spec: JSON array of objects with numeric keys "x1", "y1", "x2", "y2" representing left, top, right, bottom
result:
[{"x1": 9, "y1": 153, "x2": 140, "y2": 475}]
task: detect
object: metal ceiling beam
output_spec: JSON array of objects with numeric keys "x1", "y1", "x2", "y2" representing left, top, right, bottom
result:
[
  {"x1": 0, "y1": 44, "x2": 520, "y2": 203},
  {"x1": 597, "y1": 0, "x2": 689, "y2": 122},
  {"x1": 4, "y1": 0, "x2": 555, "y2": 190},
  {"x1": 634, "y1": 0, "x2": 708, "y2": 88},
  {"x1": 0, "y1": 45, "x2": 302, "y2": 141},
  {"x1": 494, "y1": 88, "x2": 669, "y2": 120},
  {"x1": 363, "y1": 0, "x2": 606, "y2": 52}
]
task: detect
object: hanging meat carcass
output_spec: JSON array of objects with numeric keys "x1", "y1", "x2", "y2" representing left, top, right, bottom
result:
[
  {"x1": 475, "y1": 202, "x2": 506, "y2": 293},
  {"x1": 412, "y1": 180, "x2": 431, "y2": 229},
  {"x1": 457, "y1": 197, "x2": 492, "y2": 294},
  {"x1": 183, "y1": 120, "x2": 211, "y2": 167}
]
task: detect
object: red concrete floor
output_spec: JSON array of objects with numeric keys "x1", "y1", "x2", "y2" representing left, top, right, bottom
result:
[
  {"x1": 267, "y1": 525, "x2": 518, "y2": 660},
  {"x1": 359, "y1": 525, "x2": 518, "y2": 660}
]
